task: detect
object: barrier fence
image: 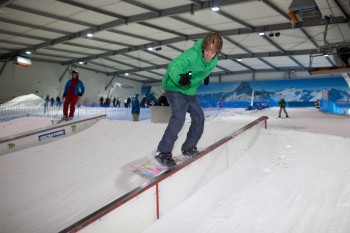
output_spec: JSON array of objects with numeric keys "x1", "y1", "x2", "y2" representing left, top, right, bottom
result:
[
  {"x1": 1, "y1": 98, "x2": 348, "y2": 124},
  {"x1": 0, "y1": 99, "x2": 150, "y2": 122}
]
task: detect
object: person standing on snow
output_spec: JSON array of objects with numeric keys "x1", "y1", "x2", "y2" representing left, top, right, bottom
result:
[
  {"x1": 278, "y1": 98, "x2": 289, "y2": 118},
  {"x1": 44, "y1": 95, "x2": 50, "y2": 113},
  {"x1": 155, "y1": 32, "x2": 223, "y2": 167},
  {"x1": 131, "y1": 92, "x2": 141, "y2": 121},
  {"x1": 62, "y1": 70, "x2": 85, "y2": 121}
]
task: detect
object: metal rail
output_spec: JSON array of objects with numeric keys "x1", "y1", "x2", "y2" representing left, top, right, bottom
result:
[{"x1": 59, "y1": 116, "x2": 268, "y2": 233}]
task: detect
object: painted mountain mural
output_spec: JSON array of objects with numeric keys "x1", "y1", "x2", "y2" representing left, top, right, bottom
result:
[
  {"x1": 196, "y1": 77, "x2": 350, "y2": 108},
  {"x1": 144, "y1": 76, "x2": 350, "y2": 108}
]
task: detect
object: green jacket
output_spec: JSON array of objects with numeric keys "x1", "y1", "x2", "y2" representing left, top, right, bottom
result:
[{"x1": 162, "y1": 38, "x2": 218, "y2": 96}]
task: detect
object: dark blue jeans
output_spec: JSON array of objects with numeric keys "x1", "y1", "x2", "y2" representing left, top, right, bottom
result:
[{"x1": 157, "y1": 91, "x2": 205, "y2": 153}]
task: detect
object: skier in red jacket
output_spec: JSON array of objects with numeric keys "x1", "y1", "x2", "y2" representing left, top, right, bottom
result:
[{"x1": 62, "y1": 70, "x2": 85, "y2": 121}]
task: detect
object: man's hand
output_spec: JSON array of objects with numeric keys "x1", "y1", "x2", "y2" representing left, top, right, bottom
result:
[
  {"x1": 204, "y1": 76, "x2": 209, "y2": 85},
  {"x1": 178, "y1": 71, "x2": 192, "y2": 86}
]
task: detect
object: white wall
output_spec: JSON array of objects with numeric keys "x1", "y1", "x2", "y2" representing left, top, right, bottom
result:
[{"x1": 0, "y1": 61, "x2": 143, "y2": 103}]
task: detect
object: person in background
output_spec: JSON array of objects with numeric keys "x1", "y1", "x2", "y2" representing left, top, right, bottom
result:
[
  {"x1": 278, "y1": 97, "x2": 289, "y2": 118},
  {"x1": 140, "y1": 95, "x2": 147, "y2": 108},
  {"x1": 99, "y1": 96, "x2": 104, "y2": 107},
  {"x1": 131, "y1": 92, "x2": 140, "y2": 121},
  {"x1": 155, "y1": 32, "x2": 223, "y2": 167},
  {"x1": 62, "y1": 70, "x2": 85, "y2": 121},
  {"x1": 315, "y1": 99, "x2": 320, "y2": 109},
  {"x1": 44, "y1": 95, "x2": 50, "y2": 113},
  {"x1": 50, "y1": 97, "x2": 55, "y2": 107},
  {"x1": 158, "y1": 91, "x2": 169, "y2": 106},
  {"x1": 124, "y1": 97, "x2": 128, "y2": 108},
  {"x1": 127, "y1": 96, "x2": 131, "y2": 108},
  {"x1": 116, "y1": 97, "x2": 121, "y2": 107},
  {"x1": 104, "y1": 97, "x2": 111, "y2": 107},
  {"x1": 56, "y1": 96, "x2": 61, "y2": 106}
]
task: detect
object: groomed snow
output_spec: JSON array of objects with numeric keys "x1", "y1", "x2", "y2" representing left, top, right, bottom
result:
[{"x1": 1, "y1": 107, "x2": 350, "y2": 233}]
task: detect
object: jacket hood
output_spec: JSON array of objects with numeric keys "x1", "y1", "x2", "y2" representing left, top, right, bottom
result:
[
  {"x1": 193, "y1": 38, "x2": 203, "y2": 50},
  {"x1": 194, "y1": 38, "x2": 206, "y2": 62}
]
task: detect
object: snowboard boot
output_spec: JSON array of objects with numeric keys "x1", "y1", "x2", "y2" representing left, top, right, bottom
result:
[
  {"x1": 62, "y1": 116, "x2": 68, "y2": 121},
  {"x1": 155, "y1": 152, "x2": 176, "y2": 167},
  {"x1": 181, "y1": 147, "x2": 199, "y2": 157},
  {"x1": 68, "y1": 117, "x2": 73, "y2": 121}
]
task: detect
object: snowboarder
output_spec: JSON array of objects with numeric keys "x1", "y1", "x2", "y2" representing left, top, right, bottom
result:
[{"x1": 155, "y1": 32, "x2": 223, "y2": 167}]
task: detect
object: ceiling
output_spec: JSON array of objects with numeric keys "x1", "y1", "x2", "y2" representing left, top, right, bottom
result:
[{"x1": 0, "y1": 0, "x2": 349, "y2": 85}]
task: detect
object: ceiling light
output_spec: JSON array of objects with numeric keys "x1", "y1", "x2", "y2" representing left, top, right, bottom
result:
[
  {"x1": 25, "y1": 51, "x2": 31, "y2": 54},
  {"x1": 147, "y1": 47, "x2": 153, "y2": 51},
  {"x1": 258, "y1": 32, "x2": 265, "y2": 36},
  {"x1": 125, "y1": 73, "x2": 129, "y2": 76},
  {"x1": 87, "y1": 33, "x2": 94, "y2": 38},
  {"x1": 323, "y1": 54, "x2": 329, "y2": 57},
  {"x1": 78, "y1": 61, "x2": 84, "y2": 64},
  {"x1": 237, "y1": 58, "x2": 242, "y2": 62},
  {"x1": 211, "y1": 7, "x2": 220, "y2": 12}
]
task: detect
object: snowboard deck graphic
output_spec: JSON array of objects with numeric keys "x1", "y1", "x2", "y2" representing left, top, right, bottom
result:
[
  {"x1": 133, "y1": 161, "x2": 168, "y2": 177},
  {"x1": 133, "y1": 155, "x2": 189, "y2": 178}
]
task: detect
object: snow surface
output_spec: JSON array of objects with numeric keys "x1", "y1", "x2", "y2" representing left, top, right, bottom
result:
[{"x1": 1, "y1": 104, "x2": 350, "y2": 233}]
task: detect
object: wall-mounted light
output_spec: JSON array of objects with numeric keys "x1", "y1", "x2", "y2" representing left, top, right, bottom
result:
[
  {"x1": 16, "y1": 56, "x2": 32, "y2": 67},
  {"x1": 211, "y1": 7, "x2": 220, "y2": 12},
  {"x1": 125, "y1": 73, "x2": 129, "y2": 76},
  {"x1": 25, "y1": 51, "x2": 31, "y2": 55},
  {"x1": 236, "y1": 58, "x2": 242, "y2": 62},
  {"x1": 258, "y1": 32, "x2": 265, "y2": 36},
  {"x1": 323, "y1": 54, "x2": 329, "y2": 57},
  {"x1": 86, "y1": 33, "x2": 94, "y2": 38},
  {"x1": 147, "y1": 47, "x2": 153, "y2": 51}
]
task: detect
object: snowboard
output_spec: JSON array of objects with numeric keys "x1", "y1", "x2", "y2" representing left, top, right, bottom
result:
[{"x1": 133, "y1": 155, "x2": 189, "y2": 178}]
